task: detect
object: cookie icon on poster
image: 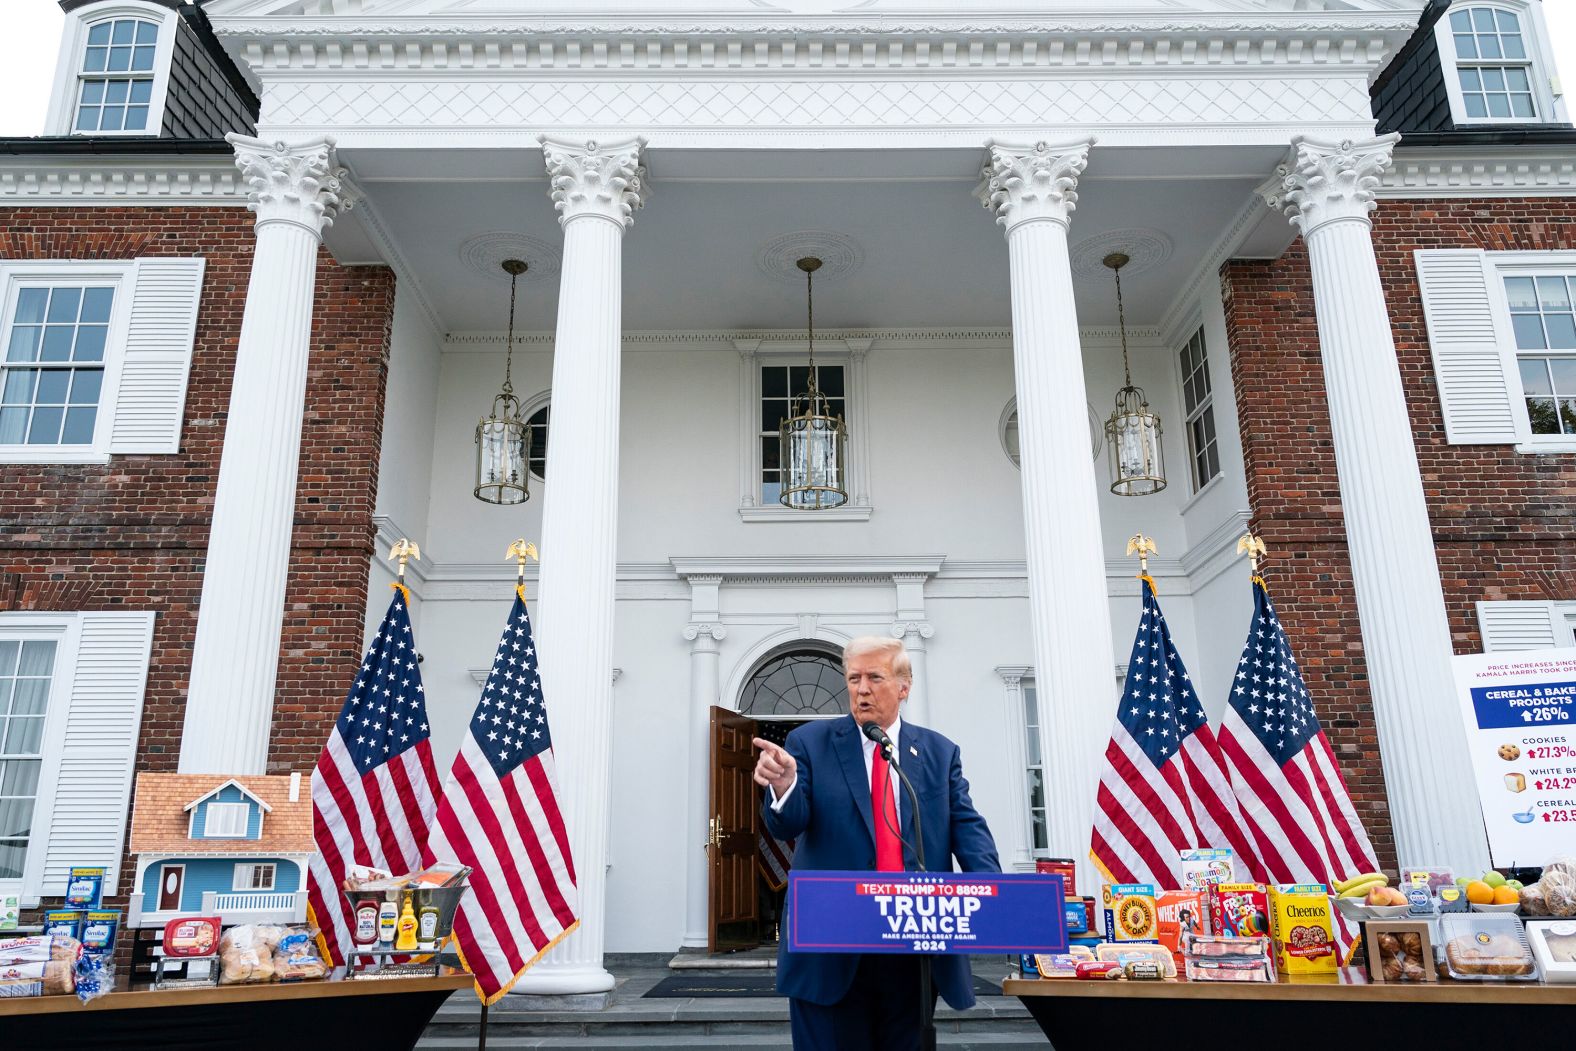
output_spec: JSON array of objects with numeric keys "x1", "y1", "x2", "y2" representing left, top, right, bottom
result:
[{"x1": 1498, "y1": 744, "x2": 1521, "y2": 761}]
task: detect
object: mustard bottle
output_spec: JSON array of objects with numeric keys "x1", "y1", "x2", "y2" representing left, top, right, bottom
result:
[{"x1": 395, "y1": 897, "x2": 419, "y2": 951}]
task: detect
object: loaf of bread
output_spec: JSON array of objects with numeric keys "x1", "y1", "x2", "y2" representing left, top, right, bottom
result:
[{"x1": 1445, "y1": 932, "x2": 1534, "y2": 976}]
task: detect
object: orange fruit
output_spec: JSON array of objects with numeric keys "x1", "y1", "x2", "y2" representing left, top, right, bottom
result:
[
  {"x1": 1492, "y1": 885, "x2": 1519, "y2": 905},
  {"x1": 1466, "y1": 880, "x2": 1495, "y2": 905}
]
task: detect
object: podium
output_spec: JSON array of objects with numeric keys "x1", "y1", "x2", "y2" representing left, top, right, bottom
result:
[{"x1": 785, "y1": 871, "x2": 1067, "y2": 1050}]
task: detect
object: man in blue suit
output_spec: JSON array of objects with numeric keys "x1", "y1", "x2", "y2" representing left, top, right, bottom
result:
[{"x1": 755, "y1": 636, "x2": 999, "y2": 1050}]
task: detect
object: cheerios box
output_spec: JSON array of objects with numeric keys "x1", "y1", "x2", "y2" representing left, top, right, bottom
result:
[
  {"x1": 1101, "y1": 883, "x2": 1158, "y2": 943},
  {"x1": 1267, "y1": 884, "x2": 1337, "y2": 975}
]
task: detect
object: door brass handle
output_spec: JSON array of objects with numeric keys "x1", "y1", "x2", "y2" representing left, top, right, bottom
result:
[{"x1": 707, "y1": 815, "x2": 721, "y2": 849}]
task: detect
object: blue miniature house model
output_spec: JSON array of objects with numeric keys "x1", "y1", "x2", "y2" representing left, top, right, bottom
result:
[{"x1": 128, "y1": 772, "x2": 314, "y2": 928}]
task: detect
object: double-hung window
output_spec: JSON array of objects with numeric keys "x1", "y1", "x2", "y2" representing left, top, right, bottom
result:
[
  {"x1": 1507, "y1": 274, "x2": 1576, "y2": 437},
  {"x1": 75, "y1": 18, "x2": 159, "y2": 133},
  {"x1": 1, "y1": 285, "x2": 114, "y2": 448},
  {"x1": 759, "y1": 362, "x2": 846, "y2": 506},
  {"x1": 0, "y1": 640, "x2": 57, "y2": 884},
  {"x1": 1435, "y1": 2, "x2": 1562, "y2": 126},
  {"x1": 46, "y1": 3, "x2": 176, "y2": 138},
  {"x1": 1179, "y1": 326, "x2": 1220, "y2": 491}
]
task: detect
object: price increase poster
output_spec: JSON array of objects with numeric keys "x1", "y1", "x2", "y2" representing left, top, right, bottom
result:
[{"x1": 1452, "y1": 648, "x2": 1576, "y2": 865}]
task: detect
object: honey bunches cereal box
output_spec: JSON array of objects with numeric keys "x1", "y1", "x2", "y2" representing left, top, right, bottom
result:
[
  {"x1": 1101, "y1": 883, "x2": 1159, "y2": 942},
  {"x1": 1267, "y1": 883, "x2": 1337, "y2": 975}
]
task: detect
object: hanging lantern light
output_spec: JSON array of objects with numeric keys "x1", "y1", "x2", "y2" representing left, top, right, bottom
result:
[
  {"x1": 474, "y1": 259, "x2": 532, "y2": 505},
  {"x1": 779, "y1": 256, "x2": 849, "y2": 510},
  {"x1": 1102, "y1": 252, "x2": 1167, "y2": 496}
]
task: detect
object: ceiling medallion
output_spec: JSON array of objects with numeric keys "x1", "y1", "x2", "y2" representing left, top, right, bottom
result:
[
  {"x1": 756, "y1": 231, "x2": 863, "y2": 284},
  {"x1": 459, "y1": 231, "x2": 562, "y2": 283},
  {"x1": 1069, "y1": 228, "x2": 1174, "y2": 280}
]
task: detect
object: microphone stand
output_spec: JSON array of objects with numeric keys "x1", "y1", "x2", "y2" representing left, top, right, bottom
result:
[{"x1": 872, "y1": 728, "x2": 936, "y2": 1051}]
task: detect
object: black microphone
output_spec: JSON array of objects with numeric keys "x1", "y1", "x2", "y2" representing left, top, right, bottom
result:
[{"x1": 860, "y1": 720, "x2": 894, "y2": 759}]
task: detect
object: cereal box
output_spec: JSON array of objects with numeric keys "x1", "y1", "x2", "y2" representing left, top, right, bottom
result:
[
  {"x1": 1101, "y1": 883, "x2": 1158, "y2": 942},
  {"x1": 1179, "y1": 848, "x2": 1236, "y2": 890},
  {"x1": 1155, "y1": 889, "x2": 1209, "y2": 967},
  {"x1": 1267, "y1": 884, "x2": 1337, "y2": 975},
  {"x1": 1209, "y1": 882, "x2": 1270, "y2": 938}
]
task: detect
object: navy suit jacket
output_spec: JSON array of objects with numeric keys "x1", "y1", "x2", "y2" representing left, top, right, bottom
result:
[{"x1": 761, "y1": 715, "x2": 1000, "y2": 1009}]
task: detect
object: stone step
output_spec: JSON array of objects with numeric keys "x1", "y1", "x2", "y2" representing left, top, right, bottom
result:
[{"x1": 418, "y1": 1032, "x2": 1046, "y2": 1050}]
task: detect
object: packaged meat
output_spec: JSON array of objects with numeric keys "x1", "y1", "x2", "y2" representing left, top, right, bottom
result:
[{"x1": 1094, "y1": 941, "x2": 1176, "y2": 978}]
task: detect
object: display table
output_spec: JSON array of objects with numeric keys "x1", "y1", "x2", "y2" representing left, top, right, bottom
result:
[
  {"x1": 1006, "y1": 970, "x2": 1575, "y2": 1049},
  {"x1": 0, "y1": 972, "x2": 473, "y2": 1050}
]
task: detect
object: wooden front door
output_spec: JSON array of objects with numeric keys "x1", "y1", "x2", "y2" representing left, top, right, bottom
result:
[
  {"x1": 708, "y1": 705, "x2": 760, "y2": 953},
  {"x1": 158, "y1": 864, "x2": 185, "y2": 911}
]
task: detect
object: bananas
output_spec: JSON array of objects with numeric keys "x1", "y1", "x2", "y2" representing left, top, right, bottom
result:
[{"x1": 1333, "y1": 872, "x2": 1389, "y2": 898}]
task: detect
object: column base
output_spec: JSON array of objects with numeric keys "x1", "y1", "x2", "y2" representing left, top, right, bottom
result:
[
  {"x1": 680, "y1": 931, "x2": 708, "y2": 950},
  {"x1": 509, "y1": 963, "x2": 617, "y2": 998}
]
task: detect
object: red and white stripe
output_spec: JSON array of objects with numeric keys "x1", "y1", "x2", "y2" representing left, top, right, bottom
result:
[
  {"x1": 423, "y1": 734, "x2": 579, "y2": 1004},
  {"x1": 758, "y1": 829, "x2": 795, "y2": 891},
  {"x1": 306, "y1": 730, "x2": 439, "y2": 968},
  {"x1": 1218, "y1": 712, "x2": 1378, "y2": 955},
  {"x1": 1091, "y1": 722, "x2": 1262, "y2": 887}
]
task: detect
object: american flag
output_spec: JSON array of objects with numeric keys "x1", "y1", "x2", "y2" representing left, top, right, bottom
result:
[
  {"x1": 307, "y1": 586, "x2": 441, "y2": 968},
  {"x1": 1217, "y1": 580, "x2": 1377, "y2": 954},
  {"x1": 1091, "y1": 578, "x2": 1262, "y2": 886},
  {"x1": 755, "y1": 720, "x2": 795, "y2": 891},
  {"x1": 424, "y1": 588, "x2": 579, "y2": 1004}
]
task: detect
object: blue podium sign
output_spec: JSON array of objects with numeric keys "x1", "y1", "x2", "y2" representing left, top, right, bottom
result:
[{"x1": 785, "y1": 871, "x2": 1068, "y2": 955}]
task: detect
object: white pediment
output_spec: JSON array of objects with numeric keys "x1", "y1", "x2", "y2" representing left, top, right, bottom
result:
[{"x1": 204, "y1": 0, "x2": 1429, "y2": 21}]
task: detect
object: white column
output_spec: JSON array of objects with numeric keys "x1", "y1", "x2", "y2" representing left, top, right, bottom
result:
[
  {"x1": 682, "y1": 614, "x2": 725, "y2": 949},
  {"x1": 979, "y1": 140, "x2": 1117, "y2": 893},
  {"x1": 514, "y1": 137, "x2": 645, "y2": 996},
  {"x1": 180, "y1": 136, "x2": 345, "y2": 775},
  {"x1": 1263, "y1": 136, "x2": 1490, "y2": 873}
]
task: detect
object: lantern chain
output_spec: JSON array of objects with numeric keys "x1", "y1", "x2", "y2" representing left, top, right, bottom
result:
[
  {"x1": 1114, "y1": 261, "x2": 1133, "y2": 390},
  {"x1": 502, "y1": 266, "x2": 519, "y2": 401}
]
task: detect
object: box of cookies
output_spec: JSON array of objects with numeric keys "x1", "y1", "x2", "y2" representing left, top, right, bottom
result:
[
  {"x1": 1437, "y1": 914, "x2": 1538, "y2": 981},
  {"x1": 1526, "y1": 920, "x2": 1576, "y2": 983}
]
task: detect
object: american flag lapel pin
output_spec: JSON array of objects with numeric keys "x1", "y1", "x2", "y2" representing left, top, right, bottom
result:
[{"x1": 909, "y1": 745, "x2": 918, "y2": 757}]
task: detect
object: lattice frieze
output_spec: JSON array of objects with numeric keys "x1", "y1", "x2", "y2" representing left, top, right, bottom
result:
[{"x1": 260, "y1": 75, "x2": 1370, "y2": 129}]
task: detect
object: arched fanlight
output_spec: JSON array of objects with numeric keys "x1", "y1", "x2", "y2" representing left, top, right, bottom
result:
[
  {"x1": 1102, "y1": 252, "x2": 1167, "y2": 497},
  {"x1": 474, "y1": 259, "x2": 532, "y2": 505},
  {"x1": 779, "y1": 256, "x2": 849, "y2": 510}
]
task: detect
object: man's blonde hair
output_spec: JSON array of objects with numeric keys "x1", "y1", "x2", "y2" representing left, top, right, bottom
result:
[{"x1": 842, "y1": 636, "x2": 912, "y2": 682}]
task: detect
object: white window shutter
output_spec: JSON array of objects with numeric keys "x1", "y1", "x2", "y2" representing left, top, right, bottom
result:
[
  {"x1": 41, "y1": 612, "x2": 154, "y2": 895},
  {"x1": 1476, "y1": 600, "x2": 1561, "y2": 652},
  {"x1": 108, "y1": 258, "x2": 205, "y2": 455},
  {"x1": 1414, "y1": 249, "x2": 1521, "y2": 445}
]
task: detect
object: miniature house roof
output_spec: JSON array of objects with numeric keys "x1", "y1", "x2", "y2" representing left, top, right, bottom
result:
[
  {"x1": 181, "y1": 777, "x2": 273, "y2": 814},
  {"x1": 130, "y1": 772, "x2": 315, "y2": 856}
]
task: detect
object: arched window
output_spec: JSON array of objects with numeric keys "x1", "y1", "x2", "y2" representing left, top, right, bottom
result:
[
  {"x1": 739, "y1": 648, "x2": 847, "y2": 718},
  {"x1": 47, "y1": 3, "x2": 177, "y2": 137},
  {"x1": 1434, "y1": 2, "x2": 1559, "y2": 126},
  {"x1": 75, "y1": 17, "x2": 160, "y2": 132}
]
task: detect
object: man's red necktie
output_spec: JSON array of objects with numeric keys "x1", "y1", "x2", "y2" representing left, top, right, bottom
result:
[{"x1": 871, "y1": 744, "x2": 903, "y2": 871}]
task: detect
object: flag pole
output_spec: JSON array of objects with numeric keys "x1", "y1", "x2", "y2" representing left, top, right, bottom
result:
[
  {"x1": 1236, "y1": 532, "x2": 1267, "y2": 587},
  {"x1": 1126, "y1": 533, "x2": 1157, "y2": 590},
  {"x1": 388, "y1": 537, "x2": 421, "y2": 604},
  {"x1": 506, "y1": 539, "x2": 539, "y2": 601}
]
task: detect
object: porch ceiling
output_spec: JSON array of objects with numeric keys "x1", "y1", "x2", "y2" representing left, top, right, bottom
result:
[{"x1": 330, "y1": 144, "x2": 1296, "y2": 334}]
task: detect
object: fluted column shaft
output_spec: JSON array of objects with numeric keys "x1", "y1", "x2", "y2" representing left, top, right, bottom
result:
[
  {"x1": 180, "y1": 136, "x2": 345, "y2": 774},
  {"x1": 1266, "y1": 135, "x2": 1489, "y2": 872},
  {"x1": 682, "y1": 621, "x2": 725, "y2": 948},
  {"x1": 980, "y1": 140, "x2": 1116, "y2": 891},
  {"x1": 515, "y1": 138, "x2": 645, "y2": 995}
]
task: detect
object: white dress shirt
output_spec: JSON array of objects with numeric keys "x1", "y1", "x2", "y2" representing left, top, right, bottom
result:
[{"x1": 769, "y1": 717, "x2": 902, "y2": 826}]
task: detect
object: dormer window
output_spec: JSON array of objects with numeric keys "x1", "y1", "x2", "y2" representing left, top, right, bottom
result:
[
  {"x1": 76, "y1": 19, "x2": 159, "y2": 132},
  {"x1": 45, "y1": 3, "x2": 177, "y2": 137},
  {"x1": 1434, "y1": 1, "x2": 1564, "y2": 127}
]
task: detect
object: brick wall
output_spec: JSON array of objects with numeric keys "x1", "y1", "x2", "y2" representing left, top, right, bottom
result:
[
  {"x1": 1222, "y1": 195, "x2": 1576, "y2": 870},
  {"x1": 0, "y1": 207, "x2": 394, "y2": 935}
]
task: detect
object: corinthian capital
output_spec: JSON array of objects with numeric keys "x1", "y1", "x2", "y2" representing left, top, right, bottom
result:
[
  {"x1": 1262, "y1": 134, "x2": 1400, "y2": 237},
  {"x1": 227, "y1": 134, "x2": 346, "y2": 237},
  {"x1": 541, "y1": 136, "x2": 648, "y2": 228},
  {"x1": 976, "y1": 139, "x2": 1094, "y2": 233}
]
